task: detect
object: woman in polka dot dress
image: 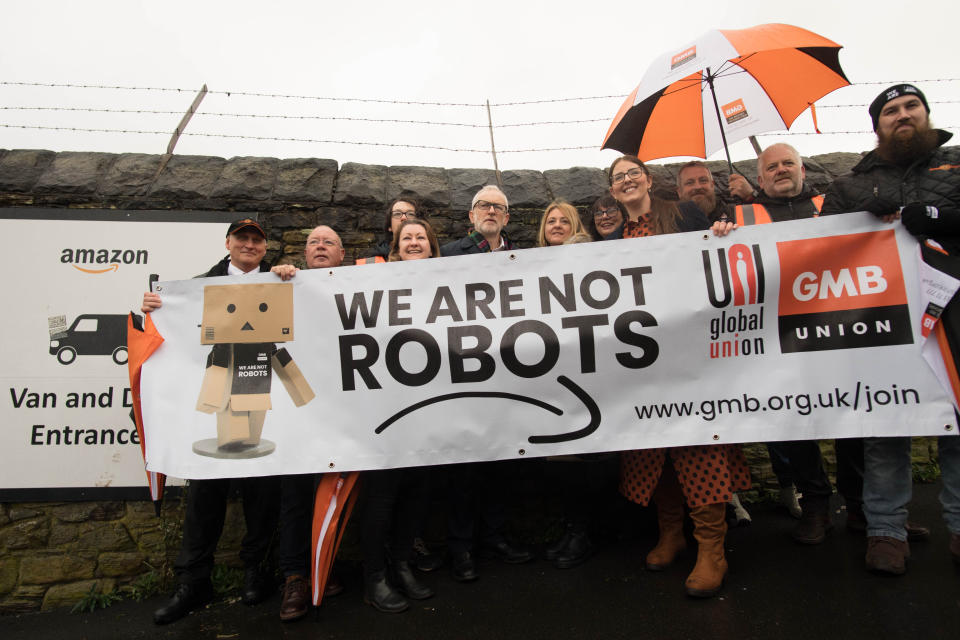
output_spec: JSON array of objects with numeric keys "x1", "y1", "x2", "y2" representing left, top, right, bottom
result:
[{"x1": 607, "y1": 155, "x2": 751, "y2": 598}]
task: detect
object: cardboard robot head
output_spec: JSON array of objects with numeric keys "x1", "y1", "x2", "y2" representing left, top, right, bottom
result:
[{"x1": 201, "y1": 283, "x2": 294, "y2": 344}]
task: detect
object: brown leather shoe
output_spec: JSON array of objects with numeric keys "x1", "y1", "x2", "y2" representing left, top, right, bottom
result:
[
  {"x1": 792, "y1": 496, "x2": 832, "y2": 545},
  {"x1": 324, "y1": 573, "x2": 344, "y2": 598},
  {"x1": 865, "y1": 536, "x2": 909, "y2": 576},
  {"x1": 279, "y1": 575, "x2": 310, "y2": 622},
  {"x1": 904, "y1": 521, "x2": 931, "y2": 542}
]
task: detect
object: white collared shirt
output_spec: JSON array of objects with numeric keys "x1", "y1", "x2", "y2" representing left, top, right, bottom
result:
[{"x1": 226, "y1": 262, "x2": 261, "y2": 276}]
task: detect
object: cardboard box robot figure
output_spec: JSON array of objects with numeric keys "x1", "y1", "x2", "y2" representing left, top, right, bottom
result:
[{"x1": 194, "y1": 281, "x2": 314, "y2": 458}]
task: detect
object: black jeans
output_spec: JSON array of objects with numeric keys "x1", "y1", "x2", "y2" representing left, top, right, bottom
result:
[
  {"x1": 278, "y1": 473, "x2": 319, "y2": 579},
  {"x1": 361, "y1": 467, "x2": 431, "y2": 578},
  {"x1": 174, "y1": 475, "x2": 281, "y2": 585}
]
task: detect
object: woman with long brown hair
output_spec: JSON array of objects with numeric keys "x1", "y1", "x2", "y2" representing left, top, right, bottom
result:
[
  {"x1": 360, "y1": 217, "x2": 441, "y2": 614},
  {"x1": 608, "y1": 155, "x2": 750, "y2": 598}
]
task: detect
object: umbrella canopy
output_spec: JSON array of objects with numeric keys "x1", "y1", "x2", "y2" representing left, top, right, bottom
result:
[
  {"x1": 602, "y1": 23, "x2": 850, "y2": 164},
  {"x1": 127, "y1": 311, "x2": 167, "y2": 515}
]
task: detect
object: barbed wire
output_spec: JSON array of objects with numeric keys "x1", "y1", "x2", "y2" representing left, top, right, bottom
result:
[
  {"x1": 12, "y1": 122, "x2": 944, "y2": 154},
  {"x1": 1, "y1": 78, "x2": 957, "y2": 156},
  {"x1": 4, "y1": 79, "x2": 957, "y2": 109},
  {"x1": 3, "y1": 101, "x2": 956, "y2": 129},
  {"x1": 0, "y1": 123, "x2": 490, "y2": 152},
  {"x1": 0, "y1": 106, "x2": 615, "y2": 128}
]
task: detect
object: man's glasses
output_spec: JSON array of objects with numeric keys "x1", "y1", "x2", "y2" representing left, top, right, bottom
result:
[
  {"x1": 611, "y1": 167, "x2": 645, "y2": 184},
  {"x1": 390, "y1": 210, "x2": 418, "y2": 220},
  {"x1": 473, "y1": 201, "x2": 508, "y2": 214},
  {"x1": 307, "y1": 238, "x2": 339, "y2": 248}
]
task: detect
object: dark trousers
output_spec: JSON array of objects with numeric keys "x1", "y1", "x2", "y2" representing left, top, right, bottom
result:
[
  {"x1": 768, "y1": 439, "x2": 863, "y2": 504},
  {"x1": 445, "y1": 461, "x2": 509, "y2": 554},
  {"x1": 541, "y1": 455, "x2": 619, "y2": 532},
  {"x1": 360, "y1": 468, "x2": 430, "y2": 578},
  {"x1": 174, "y1": 475, "x2": 280, "y2": 585},
  {"x1": 278, "y1": 473, "x2": 319, "y2": 579}
]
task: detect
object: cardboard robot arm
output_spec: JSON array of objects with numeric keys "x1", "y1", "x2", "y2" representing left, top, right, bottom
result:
[
  {"x1": 196, "y1": 344, "x2": 231, "y2": 414},
  {"x1": 272, "y1": 346, "x2": 315, "y2": 407}
]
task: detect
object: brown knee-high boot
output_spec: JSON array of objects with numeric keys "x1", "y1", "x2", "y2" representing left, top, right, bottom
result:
[
  {"x1": 645, "y1": 461, "x2": 687, "y2": 570},
  {"x1": 685, "y1": 502, "x2": 727, "y2": 597}
]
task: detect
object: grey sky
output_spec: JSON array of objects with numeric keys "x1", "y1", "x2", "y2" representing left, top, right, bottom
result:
[{"x1": 1, "y1": 0, "x2": 957, "y2": 171}]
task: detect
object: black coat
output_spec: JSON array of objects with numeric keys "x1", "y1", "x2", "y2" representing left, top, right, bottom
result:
[
  {"x1": 440, "y1": 232, "x2": 517, "y2": 257},
  {"x1": 674, "y1": 201, "x2": 712, "y2": 233},
  {"x1": 821, "y1": 130, "x2": 960, "y2": 218}
]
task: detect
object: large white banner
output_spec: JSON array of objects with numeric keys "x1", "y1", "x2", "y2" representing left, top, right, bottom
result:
[
  {"x1": 142, "y1": 213, "x2": 958, "y2": 480},
  {"x1": 0, "y1": 209, "x2": 249, "y2": 496}
]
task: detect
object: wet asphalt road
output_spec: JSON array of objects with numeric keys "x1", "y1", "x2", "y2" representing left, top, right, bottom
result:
[{"x1": 2, "y1": 482, "x2": 959, "y2": 640}]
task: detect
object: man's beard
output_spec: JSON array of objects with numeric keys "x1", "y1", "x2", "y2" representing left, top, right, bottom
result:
[
  {"x1": 690, "y1": 191, "x2": 716, "y2": 214},
  {"x1": 877, "y1": 122, "x2": 938, "y2": 165}
]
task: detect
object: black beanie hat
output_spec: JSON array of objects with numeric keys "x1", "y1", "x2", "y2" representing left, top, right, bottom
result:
[{"x1": 869, "y1": 84, "x2": 929, "y2": 131}]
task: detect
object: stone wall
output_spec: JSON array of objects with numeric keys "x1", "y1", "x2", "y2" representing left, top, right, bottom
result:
[
  {"x1": 0, "y1": 148, "x2": 864, "y2": 265},
  {"x1": 0, "y1": 146, "x2": 937, "y2": 613}
]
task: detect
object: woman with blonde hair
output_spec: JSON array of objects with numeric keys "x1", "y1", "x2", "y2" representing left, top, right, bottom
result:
[
  {"x1": 537, "y1": 199, "x2": 585, "y2": 247},
  {"x1": 608, "y1": 154, "x2": 749, "y2": 598}
]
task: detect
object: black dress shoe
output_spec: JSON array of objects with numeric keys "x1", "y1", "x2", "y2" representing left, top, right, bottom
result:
[
  {"x1": 413, "y1": 537, "x2": 445, "y2": 572},
  {"x1": 554, "y1": 531, "x2": 594, "y2": 569},
  {"x1": 544, "y1": 529, "x2": 573, "y2": 561},
  {"x1": 153, "y1": 581, "x2": 213, "y2": 625},
  {"x1": 483, "y1": 540, "x2": 534, "y2": 564},
  {"x1": 242, "y1": 566, "x2": 273, "y2": 606},
  {"x1": 390, "y1": 561, "x2": 435, "y2": 600},
  {"x1": 363, "y1": 570, "x2": 409, "y2": 613},
  {"x1": 451, "y1": 551, "x2": 479, "y2": 582}
]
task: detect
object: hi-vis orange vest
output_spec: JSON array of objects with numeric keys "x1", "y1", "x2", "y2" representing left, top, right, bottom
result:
[
  {"x1": 734, "y1": 195, "x2": 824, "y2": 225},
  {"x1": 355, "y1": 256, "x2": 386, "y2": 265}
]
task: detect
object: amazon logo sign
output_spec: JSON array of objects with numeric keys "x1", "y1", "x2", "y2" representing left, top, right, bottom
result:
[
  {"x1": 60, "y1": 248, "x2": 149, "y2": 274},
  {"x1": 335, "y1": 267, "x2": 660, "y2": 445}
]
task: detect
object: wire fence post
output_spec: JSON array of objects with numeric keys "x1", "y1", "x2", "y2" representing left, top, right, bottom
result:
[
  {"x1": 485, "y1": 99, "x2": 503, "y2": 188},
  {"x1": 154, "y1": 84, "x2": 209, "y2": 179}
]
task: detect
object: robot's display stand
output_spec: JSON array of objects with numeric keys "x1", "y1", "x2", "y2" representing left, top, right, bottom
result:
[{"x1": 192, "y1": 438, "x2": 276, "y2": 459}]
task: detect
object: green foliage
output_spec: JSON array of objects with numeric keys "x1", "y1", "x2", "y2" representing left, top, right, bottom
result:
[
  {"x1": 211, "y1": 564, "x2": 244, "y2": 597},
  {"x1": 913, "y1": 460, "x2": 941, "y2": 484},
  {"x1": 120, "y1": 567, "x2": 163, "y2": 601},
  {"x1": 71, "y1": 583, "x2": 122, "y2": 614}
]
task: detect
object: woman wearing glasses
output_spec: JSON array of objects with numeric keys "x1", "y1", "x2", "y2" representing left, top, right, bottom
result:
[
  {"x1": 360, "y1": 217, "x2": 441, "y2": 614},
  {"x1": 536, "y1": 199, "x2": 585, "y2": 247},
  {"x1": 608, "y1": 154, "x2": 750, "y2": 598},
  {"x1": 588, "y1": 195, "x2": 624, "y2": 241},
  {"x1": 356, "y1": 198, "x2": 421, "y2": 264}
]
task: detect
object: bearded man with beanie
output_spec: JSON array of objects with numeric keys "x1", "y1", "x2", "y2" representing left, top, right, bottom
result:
[{"x1": 821, "y1": 83, "x2": 960, "y2": 575}]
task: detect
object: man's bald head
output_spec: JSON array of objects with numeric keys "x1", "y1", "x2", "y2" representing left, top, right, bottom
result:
[
  {"x1": 305, "y1": 225, "x2": 345, "y2": 269},
  {"x1": 756, "y1": 143, "x2": 805, "y2": 199}
]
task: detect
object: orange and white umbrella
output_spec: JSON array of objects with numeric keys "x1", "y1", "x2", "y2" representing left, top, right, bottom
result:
[{"x1": 601, "y1": 23, "x2": 850, "y2": 166}]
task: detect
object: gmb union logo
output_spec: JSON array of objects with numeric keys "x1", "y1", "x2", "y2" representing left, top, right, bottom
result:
[
  {"x1": 775, "y1": 230, "x2": 913, "y2": 352},
  {"x1": 60, "y1": 247, "x2": 149, "y2": 274},
  {"x1": 702, "y1": 243, "x2": 766, "y2": 360},
  {"x1": 722, "y1": 98, "x2": 749, "y2": 125},
  {"x1": 670, "y1": 46, "x2": 696, "y2": 70}
]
